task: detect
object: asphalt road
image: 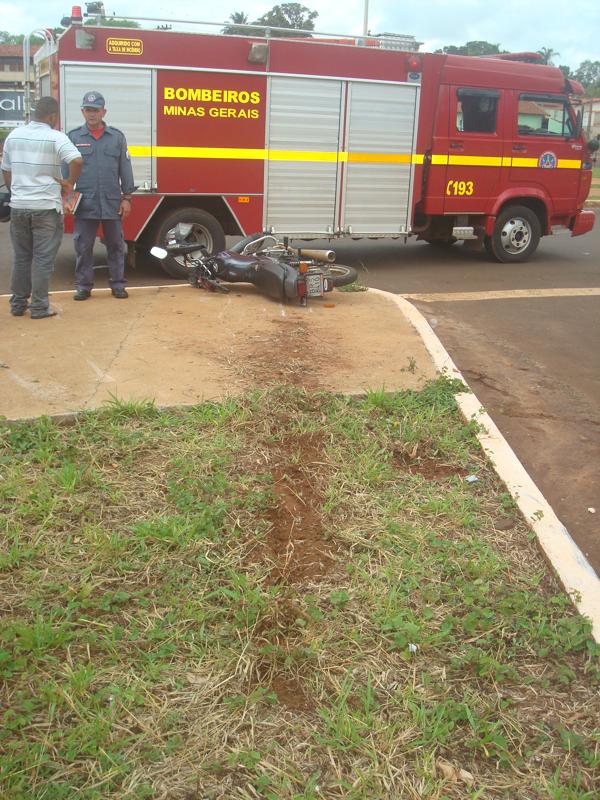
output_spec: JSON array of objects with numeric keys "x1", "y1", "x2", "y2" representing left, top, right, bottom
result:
[{"x1": 1, "y1": 216, "x2": 599, "y2": 575}]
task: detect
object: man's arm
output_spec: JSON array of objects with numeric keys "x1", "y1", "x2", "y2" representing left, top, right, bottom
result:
[
  {"x1": 56, "y1": 134, "x2": 83, "y2": 193},
  {"x1": 2, "y1": 169, "x2": 11, "y2": 191},
  {"x1": 67, "y1": 156, "x2": 83, "y2": 186},
  {"x1": 118, "y1": 133, "x2": 135, "y2": 218},
  {"x1": 57, "y1": 157, "x2": 83, "y2": 195}
]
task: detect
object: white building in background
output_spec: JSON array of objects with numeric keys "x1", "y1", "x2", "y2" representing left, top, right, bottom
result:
[
  {"x1": 582, "y1": 96, "x2": 600, "y2": 140},
  {"x1": 0, "y1": 44, "x2": 40, "y2": 127}
]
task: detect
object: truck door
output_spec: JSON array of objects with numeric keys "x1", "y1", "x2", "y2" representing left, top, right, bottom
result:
[
  {"x1": 264, "y1": 76, "x2": 343, "y2": 236},
  {"x1": 264, "y1": 77, "x2": 420, "y2": 236},
  {"x1": 509, "y1": 92, "x2": 581, "y2": 214},
  {"x1": 61, "y1": 65, "x2": 154, "y2": 192},
  {"x1": 340, "y1": 80, "x2": 419, "y2": 235},
  {"x1": 443, "y1": 87, "x2": 504, "y2": 213}
]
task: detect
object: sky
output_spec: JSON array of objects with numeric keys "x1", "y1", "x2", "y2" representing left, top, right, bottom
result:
[{"x1": 2, "y1": 0, "x2": 598, "y2": 70}]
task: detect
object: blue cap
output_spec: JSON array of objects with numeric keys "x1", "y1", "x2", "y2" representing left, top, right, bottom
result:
[{"x1": 81, "y1": 91, "x2": 105, "y2": 109}]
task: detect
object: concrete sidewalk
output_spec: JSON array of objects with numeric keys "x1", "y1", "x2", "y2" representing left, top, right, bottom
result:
[{"x1": 0, "y1": 284, "x2": 436, "y2": 420}]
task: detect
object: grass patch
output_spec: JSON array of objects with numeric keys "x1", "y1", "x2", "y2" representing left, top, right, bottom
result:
[{"x1": 1, "y1": 378, "x2": 598, "y2": 799}]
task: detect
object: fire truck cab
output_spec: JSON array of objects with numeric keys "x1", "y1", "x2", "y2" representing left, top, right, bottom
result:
[{"x1": 35, "y1": 15, "x2": 596, "y2": 277}]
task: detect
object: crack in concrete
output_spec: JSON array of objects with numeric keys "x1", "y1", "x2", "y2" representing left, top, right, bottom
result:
[{"x1": 84, "y1": 290, "x2": 158, "y2": 407}]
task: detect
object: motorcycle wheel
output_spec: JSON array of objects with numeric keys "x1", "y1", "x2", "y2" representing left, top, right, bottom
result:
[
  {"x1": 327, "y1": 264, "x2": 358, "y2": 287},
  {"x1": 153, "y1": 208, "x2": 225, "y2": 279}
]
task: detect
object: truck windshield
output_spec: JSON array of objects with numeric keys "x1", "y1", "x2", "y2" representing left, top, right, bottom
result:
[{"x1": 517, "y1": 94, "x2": 575, "y2": 138}]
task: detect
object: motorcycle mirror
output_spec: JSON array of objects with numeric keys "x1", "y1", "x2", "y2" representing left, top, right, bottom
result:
[{"x1": 150, "y1": 246, "x2": 168, "y2": 260}]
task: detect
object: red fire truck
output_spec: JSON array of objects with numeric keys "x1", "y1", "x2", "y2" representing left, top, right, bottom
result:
[{"x1": 35, "y1": 12, "x2": 596, "y2": 277}]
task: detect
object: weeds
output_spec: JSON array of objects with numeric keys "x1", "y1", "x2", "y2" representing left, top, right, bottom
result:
[{"x1": 0, "y1": 379, "x2": 598, "y2": 799}]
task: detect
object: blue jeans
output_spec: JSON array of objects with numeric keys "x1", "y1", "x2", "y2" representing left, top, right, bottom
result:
[{"x1": 10, "y1": 209, "x2": 63, "y2": 315}]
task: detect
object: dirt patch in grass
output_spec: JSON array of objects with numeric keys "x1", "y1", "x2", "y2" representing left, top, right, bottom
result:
[
  {"x1": 1, "y1": 381, "x2": 599, "y2": 799},
  {"x1": 263, "y1": 432, "x2": 336, "y2": 584},
  {"x1": 270, "y1": 673, "x2": 314, "y2": 712},
  {"x1": 234, "y1": 318, "x2": 344, "y2": 390},
  {"x1": 393, "y1": 448, "x2": 472, "y2": 480}
]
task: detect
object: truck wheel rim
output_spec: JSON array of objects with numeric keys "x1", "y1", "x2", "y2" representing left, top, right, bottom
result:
[
  {"x1": 500, "y1": 217, "x2": 531, "y2": 255},
  {"x1": 166, "y1": 224, "x2": 213, "y2": 266}
]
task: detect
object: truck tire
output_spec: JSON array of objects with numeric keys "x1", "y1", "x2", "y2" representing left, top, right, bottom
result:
[
  {"x1": 485, "y1": 205, "x2": 541, "y2": 263},
  {"x1": 153, "y1": 208, "x2": 226, "y2": 278}
]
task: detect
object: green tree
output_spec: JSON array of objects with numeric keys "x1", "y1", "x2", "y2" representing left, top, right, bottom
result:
[
  {"x1": 84, "y1": 18, "x2": 140, "y2": 28},
  {"x1": 0, "y1": 30, "x2": 47, "y2": 44},
  {"x1": 253, "y1": 3, "x2": 318, "y2": 37},
  {"x1": 574, "y1": 60, "x2": 600, "y2": 95},
  {"x1": 537, "y1": 47, "x2": 559, "y2": 65},
  {"x1": 223, "y1": 11, "x2": 252, "y2": 36},
  {"x1": 436, "y1": 40, "x2": 504, "y2": 57},
  {"x1": 559, "y1": 64, "x2": 572, "y2": 79}
]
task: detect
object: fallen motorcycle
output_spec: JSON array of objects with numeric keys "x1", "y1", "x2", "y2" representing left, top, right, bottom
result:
[{"x1": 150, "y1": 227, "x2": 358, "y2": 305}]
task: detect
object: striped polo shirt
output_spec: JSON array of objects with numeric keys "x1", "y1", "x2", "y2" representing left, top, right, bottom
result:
[{"x1": 1, "y1": 121, "x2": 82, "y2": 212}]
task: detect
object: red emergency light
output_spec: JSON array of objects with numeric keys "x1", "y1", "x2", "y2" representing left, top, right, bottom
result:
[
  {"x1": 71, "y1": 6, "x2": 83, "y2": 23},
  {"x1": 406, "y1": 54, "x2": 422, "y2": 73}
]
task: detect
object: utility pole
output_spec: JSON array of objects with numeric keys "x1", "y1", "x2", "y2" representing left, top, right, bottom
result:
[{"x1": 363, "y1": 0, "x2": 369, "y2": 36}]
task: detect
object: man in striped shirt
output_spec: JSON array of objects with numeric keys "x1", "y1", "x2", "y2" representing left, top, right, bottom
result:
[{"x1": 1, "y1": 96, "x2": 82, "y2": 318}]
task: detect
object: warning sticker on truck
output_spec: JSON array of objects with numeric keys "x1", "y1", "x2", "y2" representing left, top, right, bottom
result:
[{"x1": 106, "y1": 38, "x2": 143, "y2": 56}]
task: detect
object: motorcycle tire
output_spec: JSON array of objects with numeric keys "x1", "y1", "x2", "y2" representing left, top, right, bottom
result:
[{"x1": 327, "y1": 264, "x2": 358, "y2": 287}]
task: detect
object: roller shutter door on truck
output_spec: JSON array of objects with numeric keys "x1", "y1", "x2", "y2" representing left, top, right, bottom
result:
[
  {"x1": 60, "y1": 65, "x2": 153, "y2": 190},
  {"x1": 341, "y1": 81, "x2": 419, "y2": 235},
  {"x1": 264, "y1": 76, "x2": 420, "y2": 237},
  {"x1": 264, "y1": 77, "x2": 343, "y2": 236}
]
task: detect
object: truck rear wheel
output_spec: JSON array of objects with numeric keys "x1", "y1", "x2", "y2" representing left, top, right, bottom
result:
[
  {"x1": 153, "y1": 208, "x2": 226, "y2": 278},
  {"x1": 485, "y1": 205, "x2": 541, "y2": 263}
]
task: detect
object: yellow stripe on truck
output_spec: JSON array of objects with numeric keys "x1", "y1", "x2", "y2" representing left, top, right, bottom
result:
[
  {"x1": 511, "y1": 157, "x2": 540, "y2": 168},
  {"x1": 347, "y1": 152, "x2": 413, "y2": 164},
  {"x1": 129, "y1": 145, "x2": 267, "y2": 160},
  {"x1": 269, "y1": 150, "x2": 339, "y2": 162},
  {"x1": 557, "y1": 159, "x2": 582, "y2": 169},
  {"x1": 127, "y1": 145, "x2": 582, "y2": 170},
  {"x1": 448, "y1": 155, "x2": 503, "y2": 167}
]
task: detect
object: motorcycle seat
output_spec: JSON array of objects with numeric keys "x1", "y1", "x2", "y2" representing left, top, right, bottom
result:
[{"x1": 217, "y1": 252, "x2": 258, "y2": 270}]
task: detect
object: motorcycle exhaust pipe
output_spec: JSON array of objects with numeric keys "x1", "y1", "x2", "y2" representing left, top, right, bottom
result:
[{"x1": 293, "y1": 248, "x2": 336, "y2": 263}]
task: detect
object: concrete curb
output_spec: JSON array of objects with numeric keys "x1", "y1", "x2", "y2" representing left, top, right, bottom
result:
[{"x1": 372, "y1": 288, "x2": 600, "y2": 644}]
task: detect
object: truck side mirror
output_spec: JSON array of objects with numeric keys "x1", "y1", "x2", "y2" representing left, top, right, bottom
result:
[{"x1": 588, "y1": 137, "x2": 600, "y2": 153}]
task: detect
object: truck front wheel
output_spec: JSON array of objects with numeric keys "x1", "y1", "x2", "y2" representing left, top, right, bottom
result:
[
  {"x1": 153, "y1": 208, "x2": 226, "y2": 278},
  {"x1": 485, "y1": 205, "x2": 541, "y2": 263}
]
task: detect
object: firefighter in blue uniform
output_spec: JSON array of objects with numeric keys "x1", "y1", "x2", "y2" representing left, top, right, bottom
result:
[{"x1": 68, "y1": 91, "x2": 135, "y2": 300}]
